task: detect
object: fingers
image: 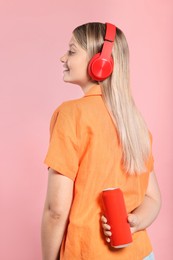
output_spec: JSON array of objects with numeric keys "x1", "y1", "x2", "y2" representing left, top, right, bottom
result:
[
  {"x1": 101, "y1": 215, "x2": 107, "y2": 224},
  {"x1": 101, "y1": 216, "x2": 111, "y2": 230},
  {"x1": 106, "y1": 237, "x2": 111, "y2": 243},
  {"x1": 103, "y1": 230, "x2": 112, "y2": 237},
  {"x1": 102, "y1": 222, "x2": 111, "y2": 230},
  {"x1": 101, "y1": 215, "x2": 112, "y2": 242}
]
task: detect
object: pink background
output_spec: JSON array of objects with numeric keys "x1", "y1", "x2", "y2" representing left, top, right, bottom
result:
[{"x1": 0, "y1": 1, "x2": 172, "y2": 259}]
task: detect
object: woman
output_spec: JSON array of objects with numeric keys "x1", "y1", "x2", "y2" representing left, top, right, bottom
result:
[{"x1": 41, "y1": 22, "x2": 161, "y2": 260}]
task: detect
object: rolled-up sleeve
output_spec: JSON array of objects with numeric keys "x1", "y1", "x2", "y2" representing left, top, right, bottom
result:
[{"x1": 44, "y1": 106, "x2": 79, "y2": 181}]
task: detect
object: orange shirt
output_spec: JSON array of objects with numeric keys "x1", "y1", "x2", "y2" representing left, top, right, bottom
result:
[{"x1": 44, "y1": 84, "x2": 154, "y2": 260}]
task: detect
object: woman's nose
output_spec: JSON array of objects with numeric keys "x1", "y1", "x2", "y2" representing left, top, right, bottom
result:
[{"x1": 60, "y1": 53, "x2": 67, "y2": 63}]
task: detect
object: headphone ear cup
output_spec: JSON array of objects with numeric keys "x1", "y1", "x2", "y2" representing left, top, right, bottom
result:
[
  {"x1": 88, "y1": 53, "x2": 101, "y2": 80},
  {"x1": 88, "y1": 53, "x2": 114, "y2": 81}
]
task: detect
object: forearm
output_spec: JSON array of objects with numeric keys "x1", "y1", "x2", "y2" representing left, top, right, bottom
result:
[
  {"x1": 130, "y1": 194, "x2": 161, "y2": 233},
  {"x1": 41, "y1": 210, "x2": 68, "y2": 260}
]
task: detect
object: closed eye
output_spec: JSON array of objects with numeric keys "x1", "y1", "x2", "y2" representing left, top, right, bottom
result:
[{"x1": 67, "y1": 50, "x2": 75, "y2": 55}]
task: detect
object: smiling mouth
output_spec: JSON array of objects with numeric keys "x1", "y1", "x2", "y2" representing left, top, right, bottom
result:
[{"x1": 63, "y1": 66, "x2": 70, "y2": 71}]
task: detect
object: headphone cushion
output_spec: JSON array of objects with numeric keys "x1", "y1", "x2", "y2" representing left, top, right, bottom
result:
[{"x1": 88, "y1": 53, "x2": 114, "y2": 81}]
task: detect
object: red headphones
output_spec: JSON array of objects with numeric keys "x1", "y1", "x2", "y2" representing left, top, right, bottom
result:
[{"x1": 88, "y1": 23, "x2": 116, "y2": 81}]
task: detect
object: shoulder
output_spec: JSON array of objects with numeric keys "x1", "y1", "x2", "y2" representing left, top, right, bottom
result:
[
  {"x1": 50, "y1": 93, "x2": 103, "y2": 130},
  {"x1": 51, "y1": 84, "x2": 103, "y2": 123},
  {"x1": 52, "y1": 96, "x2": 93, "y2": 118},
  {"x1": 59, "y1": 99, "x2": 81, "y2": 114},
  {"x1": 50, "y1": 97, "x2": 84, "y2": 125}
]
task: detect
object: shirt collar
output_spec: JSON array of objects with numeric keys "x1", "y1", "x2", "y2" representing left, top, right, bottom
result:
[{"x1": 84, "y1": 84, "x2": 102, "y2": 97}]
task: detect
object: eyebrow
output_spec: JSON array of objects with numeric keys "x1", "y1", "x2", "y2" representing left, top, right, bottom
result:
[{"x1": 69, "y1": 43, "x2": 77, "y2": 48}]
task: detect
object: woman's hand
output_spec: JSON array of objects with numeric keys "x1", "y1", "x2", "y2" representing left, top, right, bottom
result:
[
  {"x1": 127, "y1": 213, "x2": 139, "y2": 234},
  {"x1": 101, "y1": 172, "x2": 161, "y2": 244},
  {"x1": 101, "y1": 213, "x2": 139, "y2": 243},
  {"x1": 101, "y1": 215, "x2": 112, "y2": 243}
]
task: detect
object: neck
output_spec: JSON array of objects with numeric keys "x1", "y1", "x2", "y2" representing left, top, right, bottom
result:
[{"x1": 79, "y1": 82, "x2": 99, "y2": 94}]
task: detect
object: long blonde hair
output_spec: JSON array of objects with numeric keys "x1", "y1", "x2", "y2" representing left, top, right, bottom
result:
[{"x1": 73, "y1": 22, "x2": 151, "y2": 174}]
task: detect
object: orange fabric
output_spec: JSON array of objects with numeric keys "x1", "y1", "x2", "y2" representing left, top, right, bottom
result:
[{"x1": 44, "y1": 84, "x2": 154, "y2": 260}]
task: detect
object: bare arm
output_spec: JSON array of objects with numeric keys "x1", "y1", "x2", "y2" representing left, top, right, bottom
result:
[
  {"x1": 128, "y1": 171, "x2": 162, "y2": 233},
  {"x1": 101, "y1": 171, "x2": 161, "y2": 241},
  {"x1": 41, "y1": 168, "x2": 74, "y2": 260}
]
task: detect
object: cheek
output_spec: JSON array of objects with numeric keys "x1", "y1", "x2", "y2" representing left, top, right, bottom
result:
[
  {"x1": 77, "y1": 54, "x2": 89, "y2": 67},
  {"x1": 68, "y1": 54, "x2": 89, "y2": 75},
  {"x1": 80, "y1": 58, "x2": 89, "y2": 72}
]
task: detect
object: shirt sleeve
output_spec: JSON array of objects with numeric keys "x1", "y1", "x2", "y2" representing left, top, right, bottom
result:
[{"x1": 44, "y1": 106, "x2": 79, "y2": 181}]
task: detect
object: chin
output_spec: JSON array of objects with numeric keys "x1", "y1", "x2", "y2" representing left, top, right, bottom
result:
[
  {"x1": 63, "y1": 77, "x2": 79, "y2": 85},
  {"x1": 63, "y1": 77, "x2": 74, "y2": 83},
  {"x1": 62, "y1": 75, "x2": 71, "y2": 82}
]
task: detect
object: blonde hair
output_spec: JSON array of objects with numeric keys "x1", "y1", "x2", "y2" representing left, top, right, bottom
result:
[{"x1": 73, "y1": 22, "x2": 151, "y2": 174}]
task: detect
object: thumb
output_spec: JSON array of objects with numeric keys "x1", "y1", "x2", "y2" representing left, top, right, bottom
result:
[
  {"x1": 128, "y1": 213, "x2": 138, "y2": 227},
  {"x1": 128, "y1": 214, "x2": 139, "y2": 234}
]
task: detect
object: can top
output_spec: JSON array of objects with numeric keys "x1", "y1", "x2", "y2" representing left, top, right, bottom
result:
[{"x1": 103, "y1": 187, "x2": 119, "y2": 191}]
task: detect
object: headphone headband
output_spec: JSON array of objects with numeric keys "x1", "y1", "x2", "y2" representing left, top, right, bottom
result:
[
  {"x1": 105, "y1": 23, "x2": 116, "y2": 42},
  {"x1": 100, "y1": 23, "x2": 116, "y2": 59}
]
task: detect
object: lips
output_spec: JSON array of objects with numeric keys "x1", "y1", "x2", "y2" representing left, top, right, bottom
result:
[{"x1": 63, "y1": 65, "x2": 69, "y2": 71}]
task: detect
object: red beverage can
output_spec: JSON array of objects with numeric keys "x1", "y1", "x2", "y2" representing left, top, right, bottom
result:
[{"x1": 102, "y1": 187, "x2": 132, "y2": 248}]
